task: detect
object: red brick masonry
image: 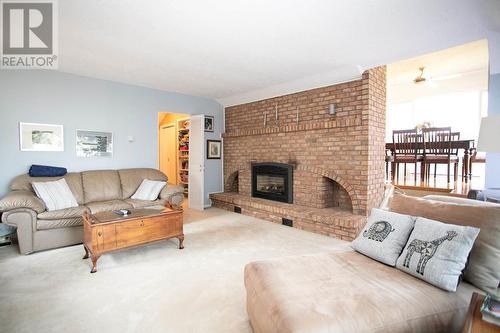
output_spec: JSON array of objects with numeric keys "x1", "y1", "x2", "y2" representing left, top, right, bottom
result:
[{"x1": 211, "y1": 67, "x2": 386, "y2": 240}]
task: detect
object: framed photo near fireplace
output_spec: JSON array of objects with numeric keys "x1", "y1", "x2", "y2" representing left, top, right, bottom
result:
[
  {"x1": 204, "y1": 116, "x2": 214, "y2": 132},
  {"x1": 207, "y1": 140, "x2": 221, "y2": 159}
]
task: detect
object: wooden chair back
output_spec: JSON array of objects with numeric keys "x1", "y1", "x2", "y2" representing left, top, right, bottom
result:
[
  {"x1": 392, "y1": 129, "x2": 422, "y2": 158},
  {"x1": 422, "y1": 127, "x2": 452, "y2": 156},
  {"x1": 450, "y1": 132, "x2": 460, "y2": 156}
]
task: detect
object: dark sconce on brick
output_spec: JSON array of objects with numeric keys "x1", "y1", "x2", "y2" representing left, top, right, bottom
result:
[{"x1": 329, "y1": 104, "x2": 336, "y2": 116}]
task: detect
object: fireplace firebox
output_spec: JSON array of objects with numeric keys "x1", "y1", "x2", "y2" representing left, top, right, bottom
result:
[{"x1": 252, "y1": 163, "x2": 293, "y2": 203}]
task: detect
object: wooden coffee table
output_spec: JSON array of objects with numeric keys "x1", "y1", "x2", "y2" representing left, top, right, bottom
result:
[{"x1": 82, "y1": 206, "x2": 184, "y2": 273}]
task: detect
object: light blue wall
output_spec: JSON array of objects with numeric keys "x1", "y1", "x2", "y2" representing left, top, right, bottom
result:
[
  {"x1": 0, "y1": 70, "x2": 224, "y2": 206},
  {"x1": 485, "y1": 73, "x2": 500, "y2": 188}
]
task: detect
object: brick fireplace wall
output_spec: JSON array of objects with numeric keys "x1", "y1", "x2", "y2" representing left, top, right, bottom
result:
[{"x1": 211, "y1": 67, "x2": 386, "y2": 240}]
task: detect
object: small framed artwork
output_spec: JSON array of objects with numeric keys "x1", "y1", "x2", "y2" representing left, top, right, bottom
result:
[
  {"x1": 76, "y1": 130, "x2": 113, "y2": 157},
  {"x1": 204, "y1": 116, "x2": 214, "y2": 132},
  {"x1": 207, "y1": 140, "x2": 221, "y2": 159},
  {"x1": 19, "y1": 122, "x2": 64, "y2": 151}
]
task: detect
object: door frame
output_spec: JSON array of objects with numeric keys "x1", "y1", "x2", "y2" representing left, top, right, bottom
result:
[
  {"x1": 159, "y1": 123, "x2": 177, "y2": 184},
  {"x1": 188, "y1": 115, "x2": 205, "y2": 210}
]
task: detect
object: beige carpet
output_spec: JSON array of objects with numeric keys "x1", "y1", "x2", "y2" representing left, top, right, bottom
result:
[{"x1": 0, "y1": 208, "x2": 350, "y2": 333}]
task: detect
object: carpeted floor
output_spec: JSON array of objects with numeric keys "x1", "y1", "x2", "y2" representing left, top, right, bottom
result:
[{"x1": 0, "y1": 208, "x2": 350, "y2": 333}]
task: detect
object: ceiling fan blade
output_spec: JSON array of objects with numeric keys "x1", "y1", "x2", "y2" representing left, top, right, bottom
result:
[{"x1": 430, "y1": 73, "x2": 463, "y2": 81}]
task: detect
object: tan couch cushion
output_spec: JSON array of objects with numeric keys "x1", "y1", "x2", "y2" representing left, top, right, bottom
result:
[
  {"x1": 85, "y1": 200, "x2": 132, "y2": 214},
  {"x1": 245, "y1": 251, "x2": 478, "y2": 333},
  {"x1": 37, "y1": 217, "x2": 83, "y2": 230},
  {"x1": 423, "y1": 195, "x2": 500, "y2": 207},
  {"x1": 124, "y1": 198, "x2": 166, "y2": 209},
  {"x1": 0, "y1": 190, "x2": 45, "y2": 213},
  {"x1": 82, "y1": 170, "x2": 122, "y2": 203},
  {"x1": 118, "y1": 168, "x2": 167, "y2": 199},
  {"x1": 10, "y1": 173, "x2": 84, "y2": 204},
  {"x1": 390, "y1": 193, "x2": 500, "y2": 295},
  {"x1": 37, "y1": 206, "x2": 88, "y2": 220}
]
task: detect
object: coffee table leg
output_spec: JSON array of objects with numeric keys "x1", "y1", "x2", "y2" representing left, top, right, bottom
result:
[
  {"x1": 90, "y1": 254, "x2": 100, "y2": 273},
  {"x1": 82, "y1": 245, "x2": 89, "y2": 259},
  {"x1": 177, "y1": 235, "x2": 184, "y2": 249}
]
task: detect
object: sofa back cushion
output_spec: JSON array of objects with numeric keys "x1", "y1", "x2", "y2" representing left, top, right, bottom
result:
[
  {"x1": 81, "y1": 170, "x2": 122, "y2": 203},
  {"x1": 390, "y1": 193, "x2": 500, "y2": 295},
  {"x1": 118, "y1": 168, "x2": 167, "y2": 199},
  {"x1": 10, "y1": 172, "x2": 84, "y2": 204}
]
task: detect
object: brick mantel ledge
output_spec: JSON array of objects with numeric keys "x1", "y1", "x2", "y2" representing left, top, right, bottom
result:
[
  {"x1": 210, "y1": 192, "x2": 367, "y2": 240},
  {"x1": 222, "y1": 115, "x2": 362, "y2": 138}
]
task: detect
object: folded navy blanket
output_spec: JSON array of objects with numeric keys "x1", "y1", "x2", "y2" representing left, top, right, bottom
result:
[{"x1": 29, "y1": 165, "x2": 67, "y2": 177}]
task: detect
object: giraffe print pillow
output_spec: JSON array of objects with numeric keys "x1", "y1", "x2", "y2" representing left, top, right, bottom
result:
[
  {"x1": 351, "y1": 208, "x2": 416, "y2": 266},
  {"x1": 396, "y1": 217, "x2": 480, "y2": 292}
]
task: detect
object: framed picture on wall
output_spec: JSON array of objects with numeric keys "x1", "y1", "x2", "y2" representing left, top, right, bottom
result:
[
  {"x1": 76, "y1": 130, "x2": 113, "y2": 157},
  {"x1": 19, "y1": 122, "x2": 64, "y2": 152},
  {"x1": 207, "y1": 140, "x2": 221, "y2": 159},
  {"x1": 204, "y1": 116, "x2": 214, "y2": 132}
]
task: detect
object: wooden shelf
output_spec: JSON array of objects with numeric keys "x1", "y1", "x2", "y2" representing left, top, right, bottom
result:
[{"x1": 177, "y1": 117, "x2": 190, "y2": 190}]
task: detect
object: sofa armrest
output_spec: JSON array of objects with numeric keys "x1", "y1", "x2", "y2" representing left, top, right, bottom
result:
[
  {"x1": 160, "y1": 183, "x2": 185, "y2": 207},
  {"x1": 1, "y1": 208, "x2": 37, "y2": 254},
  {"x1": 0, "y1": 190, "x2": 45, "y2": 213}
]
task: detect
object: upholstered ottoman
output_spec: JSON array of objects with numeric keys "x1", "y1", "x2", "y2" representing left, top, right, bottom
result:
[{"x1": 244, "y1": 250, "x2": 478, "y2": 333}]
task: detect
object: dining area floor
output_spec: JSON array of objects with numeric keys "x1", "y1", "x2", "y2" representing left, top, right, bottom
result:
[{"x1": 388, "y1": 167, "x2": 485, "y2": 196}]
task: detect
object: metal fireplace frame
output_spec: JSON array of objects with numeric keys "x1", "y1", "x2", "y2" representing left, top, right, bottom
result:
[{"x1": 251, "y1": 162, "x2": 293, "y2": 203}]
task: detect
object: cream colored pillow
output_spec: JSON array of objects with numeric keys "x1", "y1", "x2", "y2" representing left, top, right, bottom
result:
[
  {"x1": 396, "y1": 217, "x2": 479, "y2": 292},
  {"x1": 351, "y1": 208, "x2": 415, "y2": 266},
  {"x1": 131, "y1": 179, "x2": 166, "y2": 201},
  {"x1": 32, "y1": 178, "x2": 78, "y2": 211}
]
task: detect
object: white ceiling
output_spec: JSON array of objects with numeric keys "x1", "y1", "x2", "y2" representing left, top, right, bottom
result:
[
  {"x1": 387, "y1": 40, "x2": 489, "y2": 104},
  {"x1": 58, "y1": 0, "x2": 500, "y2": 106}
]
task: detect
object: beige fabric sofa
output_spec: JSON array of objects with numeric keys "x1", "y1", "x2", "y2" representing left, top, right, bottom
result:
[
  {"x1": 0, "y1": 168, "x2": 184, "y2": 254},
  {"x1": 244, "y1": 196, "x2": 497, "y2": 333}
]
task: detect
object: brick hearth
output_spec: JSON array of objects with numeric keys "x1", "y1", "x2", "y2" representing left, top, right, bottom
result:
[
  {"x1": 211, "y1": 193, "x2": 366, "y2": 240},
  {"x1": 210, "y1": 67, "x2": 386, "y2": 240}
]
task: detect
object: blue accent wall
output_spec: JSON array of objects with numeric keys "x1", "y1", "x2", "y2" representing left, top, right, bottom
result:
[{"x1": 0, "y1": 70, "x2": 224, "y2": 206}]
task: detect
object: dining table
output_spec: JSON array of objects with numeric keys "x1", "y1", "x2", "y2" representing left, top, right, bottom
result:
[{"x1": 385, "y1": 139, "x2": 475, "y2": 183}]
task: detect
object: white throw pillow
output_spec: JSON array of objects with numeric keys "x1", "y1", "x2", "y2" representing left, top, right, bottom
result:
[
  {"x1": 396, "y1": 217, "x2": 480, "y2": 292},
  {"x1": 131, "y1": 179, "x2": 166, "y2": 201},
  {"x1": 32, "y1": 178, "x2": 78, "y2": 211},
  {"x1": 351, "y1": 208, "x2": 416, "y2": 266}
]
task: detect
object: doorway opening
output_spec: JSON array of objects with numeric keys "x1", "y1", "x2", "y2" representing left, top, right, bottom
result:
[
  {"x1": 386, "y1": 39, "x2": 489, "y2": 196},
  {"x1": 158, "y1": 112, "x2": 191, "y2": 208}
]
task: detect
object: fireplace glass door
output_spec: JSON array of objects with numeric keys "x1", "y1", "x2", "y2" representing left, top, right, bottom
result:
[
  {"x1": 256, "y1": 175, "x2": 285, "y2": 195},
  {"x1": 251, "y1": 163, "x2": 293, "y2": 203}
]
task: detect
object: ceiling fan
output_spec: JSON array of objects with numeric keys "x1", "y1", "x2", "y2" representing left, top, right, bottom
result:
[{"x1": 413, "y1": 67, "x2": 464, "y2": 87}]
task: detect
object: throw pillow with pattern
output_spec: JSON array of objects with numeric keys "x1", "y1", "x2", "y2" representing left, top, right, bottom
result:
[
  {"x1": 351, "y1": 208, "x2": 416, "y2": 266},
  {"x1": 396, "y1": 217, "x2": 480, "y2": 292}
]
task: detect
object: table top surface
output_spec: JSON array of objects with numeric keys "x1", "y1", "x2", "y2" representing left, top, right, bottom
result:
[
  {"x1": 90, "y1": 206, "x2": 179, "y2": 224},
  {"x1": 386, "y1": 139, "x2": 475, "y2": 148}
]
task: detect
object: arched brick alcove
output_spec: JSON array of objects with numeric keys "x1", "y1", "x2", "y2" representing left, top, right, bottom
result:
[{"x1": 224, "y1": 164, "x2": 361, "y2": 214}]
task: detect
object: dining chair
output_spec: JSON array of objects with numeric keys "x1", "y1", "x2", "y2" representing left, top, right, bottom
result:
[
  {"x1": 385, "y1": 149, "x2": 394, "y2": 182},
  {"x1": 468, "y1": 147, "x2": 486, "y2": 179},
  {"x1": 392, "y1": 129, "x2": 424, "y2": 183},
  {"x1": 422, "y1": 127, "x2": 459, "y2": 184}
]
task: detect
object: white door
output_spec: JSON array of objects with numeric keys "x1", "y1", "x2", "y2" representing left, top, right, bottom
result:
[
  {"x1": 189, "y1": 115, "x2": 205, "y2": 210},
  {"x1": 159, "y1": 125, "x2": 177, "y2": 184}
]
